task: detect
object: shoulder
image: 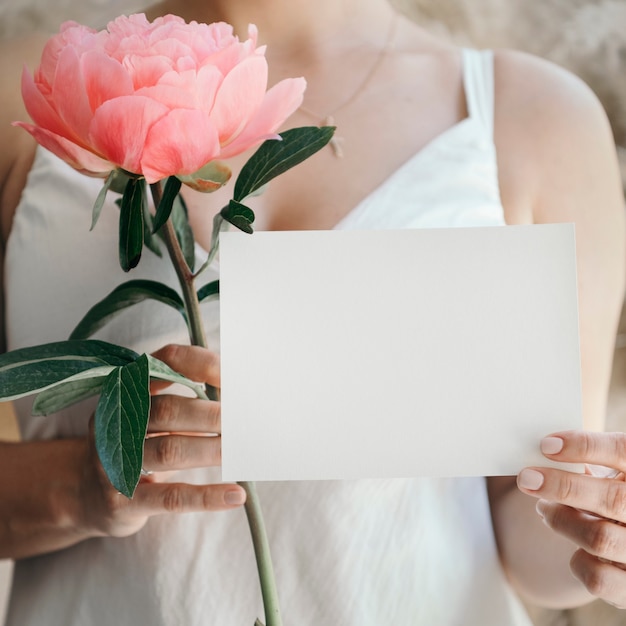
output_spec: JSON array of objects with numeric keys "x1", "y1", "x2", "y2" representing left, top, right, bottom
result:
[
  {"x1": 492, "y1": 49, "x2": 625, "y2": 429},
  {"x1": 493, "y1": 47, "x2": 613, "y2": 161},
  {"x1": 0, "y1": 34, "x2": 48, "y2": 244},
  {"x1": 491, "y1": 48, "x2": 622, "y2": 224},
  {"x1": 493, "y1": 47, "x2": 604, "y2": 116}
]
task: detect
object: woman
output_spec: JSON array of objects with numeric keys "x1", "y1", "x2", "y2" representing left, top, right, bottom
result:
[{"x1": 0, "y1": 0, "x2": 624, "y2": 623}]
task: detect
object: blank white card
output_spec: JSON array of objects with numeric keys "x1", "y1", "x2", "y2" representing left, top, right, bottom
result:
[{"x1": 219, "y1": 224, "x2": 581, "y2": 481}]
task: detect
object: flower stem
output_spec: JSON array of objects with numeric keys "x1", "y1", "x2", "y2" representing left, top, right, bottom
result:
[
  {"x1": 149, "y1": 182, "x2": 283, "y2": 626},
  {"x1": 149, "y1": 182, "x2": 215, "y2": 398},
  {"x1": 162, "y1": 219, "x2": 209, "y2": 347},
  {"x1": 241, "y1": 481, "x2": 283, "y2": 626}
]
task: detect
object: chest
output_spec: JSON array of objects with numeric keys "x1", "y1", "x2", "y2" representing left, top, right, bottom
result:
[{"x1": 183, "y1": 53, "x2": 470, "y2": 248}]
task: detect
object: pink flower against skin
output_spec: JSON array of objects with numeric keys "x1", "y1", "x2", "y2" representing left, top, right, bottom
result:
[{"x1": 15, "y1": 14, "x2": 306, "y2": 184}]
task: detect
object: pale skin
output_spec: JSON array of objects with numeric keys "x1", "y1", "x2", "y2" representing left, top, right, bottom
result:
[{"x1": 0, "y1": 0, "x2": 624, "y2": 612}]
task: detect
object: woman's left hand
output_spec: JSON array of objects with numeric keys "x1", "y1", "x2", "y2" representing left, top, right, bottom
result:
[{"x1": 518, "y1": 430, "x2": 626, "y2": 608}]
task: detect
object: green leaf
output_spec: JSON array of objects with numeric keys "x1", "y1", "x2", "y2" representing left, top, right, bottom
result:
[
  {"x1": 233, "y1": 126, "x2": 335, "y2": 202},
  {"x1": 32, "y1": 366, "x2": 112, "y2": 416},
  {"x1": 193, "y1": 213, "x2": 225, "y2": 279},
  {"x1": 91, "y1": 171, "x2": 116, "y2": 231},
  {"x1": 197, "y1": 280, "x2": 219, "y2": 303},
  {"x1": 152, "y1": 176, "x2": 182, "y2": 234},
  {"x1": 0, "y1": 340, "x2": 138, "y2": 402},
  {"x1": 31, "y1": 353, "x2": 210, "y2": 415},
  {"x1": 146, "y1": 355, "x2": 209, "y2": 400},
  {"x1": 221, "y1": 200, "x2": 255, "y2": 234},
  {"x1": 95, "y1": 354, "x2": 151, "y2": 498},
  {"x1": 170, "y1": 193, "x2": 196, "y2": 272},
  {"x1": 70, "y1": 280, "x2": 187, "y2": 340},
  {"x1": 119, "y1": 178, "x2": 145, "y2": 272},
  {"x1": 142, "y1": 190, "x2": 162, "y2": 258}
]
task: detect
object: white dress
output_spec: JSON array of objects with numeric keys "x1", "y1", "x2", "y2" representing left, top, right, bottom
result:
[{"x1": 4, "y1": 49, "x2": 533, "y2": 625}]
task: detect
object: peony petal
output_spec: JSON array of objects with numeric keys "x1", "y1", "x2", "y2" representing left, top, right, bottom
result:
[
  {"x1": 247, "y1": 24, "x2": 259, "y2": 48},
  {"x1": 154, "y1": 68, "x2": 196, "y2": 89},
  {"x1": 52, "y1": 46, "x2": 96, "y2": 141},
  {"x1": 136, "y1": 83, "x2": 194, "y2": 111},
  {"x1": 141, "y1": 108, "x2": 220, "y2": 183},
  {"x1": 137, "y1": 66, "x2": 222, "y2": 113},
  {"x1": 152, "y1": 38, "x2": 194, "y2": 62},
  {"x1": 90, "y1": 95, "x2": 169, "y2": 175},
  {"x1": 106, "y1": 13, "x2": 153, "y2": 39},
  {"x1": 199, "y1": 41, "x2": 242, "y2": 77},
  {"x1": 175, "y1": 55, "x2": 196, "y2": 72},
  {"x1": 81, "y1": 50, "x2": 134, "y2": 111},
  {"x1": 123, "y1": 54, "x2": 173, "y2": 88},
  {"x1": 37, "y1": 35, "x2": 66, "y2": 87},
  {"x1": 105, "y1": 33, "x2": 141, "y2": 60},
  {"x1": 13, "y1": 122, "x2": 113, "y2": 176},
  {"x1": 220, "y1": 77, "x2": 306, "y2": 159},
  {"x1": 195, "y1": 65, "x2": 223, "y2": 112},
  {"x1": 185, "y1": 22, "x2": 237, "y2": 63},
  {"x1": 37, "y1": 22, "x2": 98, "y2": 86},
  {"x1": 20, "y1": 66, "x2": 77, "y2": 141},
  {"x1": 210, "y1": 54, "x2": 268, "y2": 144}
]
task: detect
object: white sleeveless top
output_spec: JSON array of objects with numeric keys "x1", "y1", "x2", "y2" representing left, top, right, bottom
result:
[{"x1": 4, "y1": 49, "x2": 532, "y2": 625}]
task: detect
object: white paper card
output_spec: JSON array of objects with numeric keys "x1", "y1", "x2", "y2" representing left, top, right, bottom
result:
[{"x1": 219, "y1": 224, "x2": 581, "y2": 481}]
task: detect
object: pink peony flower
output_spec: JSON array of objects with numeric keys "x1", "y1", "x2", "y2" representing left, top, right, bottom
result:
[{"x1": 15, "y1": 14, "x2": 306, "y2": 184}]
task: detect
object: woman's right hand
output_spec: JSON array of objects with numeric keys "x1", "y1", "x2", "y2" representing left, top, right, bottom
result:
[{"x1": 78, "y1": 344, "x2": 246, "y2": 539}]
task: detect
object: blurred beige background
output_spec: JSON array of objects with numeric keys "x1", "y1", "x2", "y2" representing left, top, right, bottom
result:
[{"x1": 0, "y1": 1, "x2": 625, "y2": 625}]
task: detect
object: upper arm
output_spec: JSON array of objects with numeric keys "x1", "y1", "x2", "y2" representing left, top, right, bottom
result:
[
  {"x1": 494, "y1": 49, "x2": 626, "y2": 431},
  {"x1": 0, "y1": 34, "x2": 47, "y2": 351},
  {"x1": 0, "y1": 34, "x2": 48, "y2": 234}
]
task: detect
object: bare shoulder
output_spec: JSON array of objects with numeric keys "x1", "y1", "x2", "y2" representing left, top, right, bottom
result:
[
  {"x1": 0, "y1": 33, "x2": 48, "y2": 243},
  {"x1": 494, "y1": 49, "x2": 625, "y2": 429},
  {"x1": 492, "y1": 48, "x2": 623, "y2": 225},
  {"x1": 494, "y1": 48, "x2": 606, "y2": 117}
]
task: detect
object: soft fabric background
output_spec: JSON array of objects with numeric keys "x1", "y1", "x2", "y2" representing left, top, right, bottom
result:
[{"x1": 0, "y1": 1, "x2": 625, "y2": 625}]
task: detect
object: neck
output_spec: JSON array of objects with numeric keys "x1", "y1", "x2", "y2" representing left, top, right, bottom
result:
[
  {"x1": 144, "y1": 0, "x2": 402, "y2": 128},
  {"x1": 145, "y1": 0, "x2": 397, "y2": 62}
]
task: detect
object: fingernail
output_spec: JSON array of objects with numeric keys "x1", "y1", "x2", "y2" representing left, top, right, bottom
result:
[
  {"x1": 519, "y1": 469, "x2": 545, "y2": 491},
  {"x1": 541, "y1": 437, "x2": 564, "y2": 455},
  {"x1": 225, "y1": 489, "x2": 246, "y2": 505}
]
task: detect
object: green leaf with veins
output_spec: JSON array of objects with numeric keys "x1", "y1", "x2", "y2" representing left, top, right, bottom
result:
[
  {"x1": 119, "y1": 177, "x2": 145, "y2": 271},
  {"x1": 234, "y1": 126, "x2": 335, "y2": 202},
  {"x1": 95, "y1": 354, "x2": 151, "y2": 498},
  {"x1": 170, "y1": 192, "x2": 196, "y2": 272},
  {"x1": 197, "y1": 280, "x2": 219, "y2": 303},
  {"x1": 70, "y1": 280, "x2": 187, "y2": 340},
  {"x1": 221, "y1": 200, "x2": 255, "y2": 234},
  {"x1": 152, "y1": 176, "x2": 182, "y2": 234},
  {"x1": 32, "y1": 367, "x2": 112, "y2": 415},
  {"x1": 91, "y1": 170, "x2": 116, "y2": 231},
  {"x1": 0, "y1": 340, "x2": 138, "y2": 401},
  {"x1": 145, "y1": 355, "x2": 209, "y2": 400}
]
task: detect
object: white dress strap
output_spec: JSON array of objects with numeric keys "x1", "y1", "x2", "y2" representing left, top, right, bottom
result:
[{"x1": 462, "y1": 49, "x2": 495, "y2": 140}]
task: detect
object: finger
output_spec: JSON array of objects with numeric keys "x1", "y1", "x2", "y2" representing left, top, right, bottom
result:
[
  {"x1": 149, "y1": 395, "x2": 220, "y2": 434},
  {"x1": 143, "y1": 434, "x2": 221, "y2": 472},
  {"x1": 130, "y1": 482, "x2": 246, "y2": 515},
  {"x1": 518, "y1": 466, "x2": 626, "y2": 524},
  {"x1": 540, "y1": 431, "x2": 626, "y2": 474},
  {"x1": 151, "y1": 344, "x2": 220, "y2": 387},
  {"x1": 571, "y1": 548, "x2": 626, "y2": 609},
  {"x1": 537, "y1": 499, "x2": 626, "y2": 564}
]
